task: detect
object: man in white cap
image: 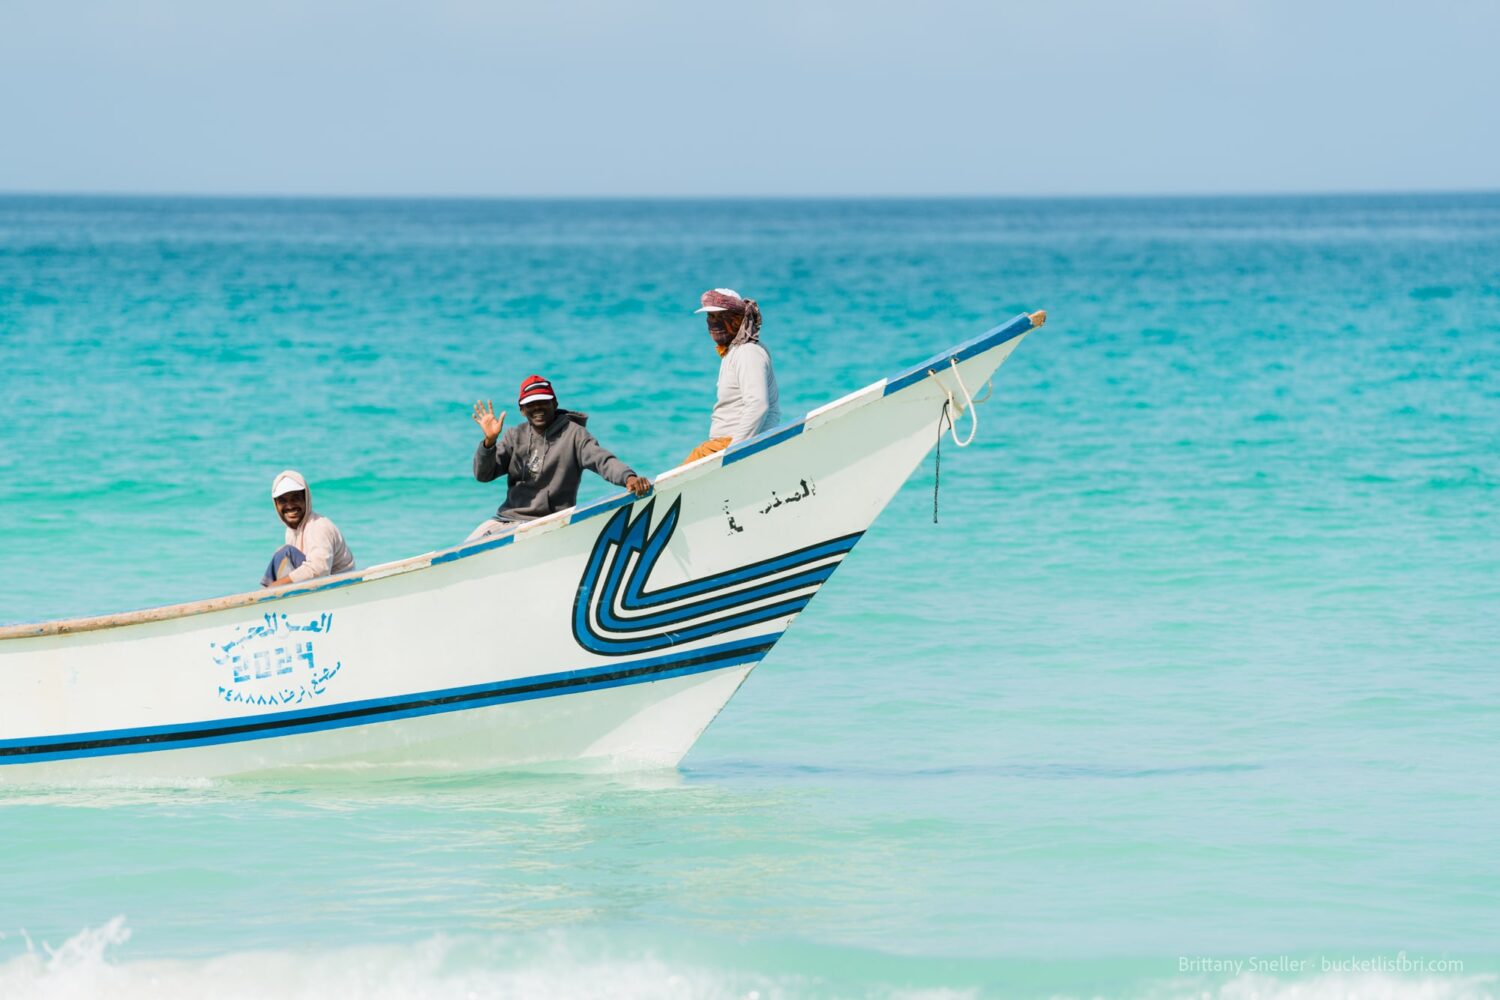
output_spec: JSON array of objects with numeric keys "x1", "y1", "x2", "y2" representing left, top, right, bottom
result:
[
  {"x1": 683, "y1": 288, "x2": 781, "y2": 463},
  {"x1": 262, "y1": 470, "x2": 357, "y2": 587}
]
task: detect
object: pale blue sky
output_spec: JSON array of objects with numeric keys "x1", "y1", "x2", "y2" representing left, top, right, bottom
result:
[{"x1": 1, "y1": 0, "x2": 1495, "y2": 197}]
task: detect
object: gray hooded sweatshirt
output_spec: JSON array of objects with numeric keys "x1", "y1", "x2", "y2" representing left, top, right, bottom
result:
[
  {"x1": 473, "y1": 409, "x2": 637, "y2": 521},
  {"x1": 273, "y1": 469, "x2": 357, "y2": 583}
]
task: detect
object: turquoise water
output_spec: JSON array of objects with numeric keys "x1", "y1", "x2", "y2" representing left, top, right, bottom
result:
[{"x1": 1, "y1": 195, "x2": 1497, "y2": 998}]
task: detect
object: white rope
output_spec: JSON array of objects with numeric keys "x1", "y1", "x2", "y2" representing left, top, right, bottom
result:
[{"x1": 927, "y1": 357, "x2": 981, "y2": 447}]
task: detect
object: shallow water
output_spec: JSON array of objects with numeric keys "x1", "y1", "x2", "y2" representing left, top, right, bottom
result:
[{"x1": 1, "y1": 195, "x2": 1497, "y2": 997}]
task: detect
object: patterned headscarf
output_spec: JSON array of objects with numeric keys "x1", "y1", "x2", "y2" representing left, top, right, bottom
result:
[{"x1": 697, "y1": 288, "x2": 764, "y2": 353}]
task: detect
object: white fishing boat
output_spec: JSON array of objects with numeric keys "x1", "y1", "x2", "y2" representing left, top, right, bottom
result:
[{"x1": 0, "y1": 311, "x2": 1044, "y2": 782}]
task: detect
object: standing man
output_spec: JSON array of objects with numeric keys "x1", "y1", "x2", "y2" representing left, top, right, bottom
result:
[
  {"x1": 683, "y1": 288, "x2": 781, "y2": 463},
  {"x1": 262, "y1": 470, "x2": 356, "y2": 587},
  {"x1": 467, "y1": 375, "x2": 652, "y2": 541}
]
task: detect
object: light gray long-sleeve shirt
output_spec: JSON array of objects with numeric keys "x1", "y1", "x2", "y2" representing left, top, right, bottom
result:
[{"x1": 709, "y1": 343, "x2": 780, "y2": 443}]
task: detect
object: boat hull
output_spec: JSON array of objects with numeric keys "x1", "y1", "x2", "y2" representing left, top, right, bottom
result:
[
  {"x1": 4, "y1": 661, "x2": 759, "y2": 783},
  {"x1": 0, "y1": 313, "x2": 1037, "y2": 782}
]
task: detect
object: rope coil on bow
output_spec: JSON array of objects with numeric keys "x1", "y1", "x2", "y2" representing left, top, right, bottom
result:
[
  {"x1": 928, "y1": 357, "x2": 993, "y2": 523},
  {"x1": 927, "y1": 356, "x2": 989, "y2": 448}
]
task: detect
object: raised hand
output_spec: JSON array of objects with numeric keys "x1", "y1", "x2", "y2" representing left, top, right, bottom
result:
[{"x1": 472, "y1": 400, "x2": 506, "y2": 446}]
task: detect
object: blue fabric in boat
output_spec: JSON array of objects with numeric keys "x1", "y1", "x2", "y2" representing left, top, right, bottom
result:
[{"x1": 262, "y1": 544, "x2": 306, "y2": 587}]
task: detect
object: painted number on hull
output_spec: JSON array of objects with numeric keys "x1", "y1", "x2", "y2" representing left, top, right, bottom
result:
[{"x1": 209, "y1": 612, "x2": 343, "y2": 707}]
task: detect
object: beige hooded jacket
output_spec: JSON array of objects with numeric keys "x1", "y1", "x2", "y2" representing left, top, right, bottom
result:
[{"x1": 273, "y1": 470, "x2": 356, "y2": 583}]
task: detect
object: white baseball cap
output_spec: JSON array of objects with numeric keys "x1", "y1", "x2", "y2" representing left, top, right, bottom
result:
[{"x1": 272, "y1": 473, "x2": 306, "y2": 498}]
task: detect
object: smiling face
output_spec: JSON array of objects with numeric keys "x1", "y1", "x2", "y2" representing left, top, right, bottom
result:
[
  {"x1": 274, "y1": 490, "x2": 307, "y2": 529},
  {"x1": 520, "y1": 399, "x2": 557, "y2": 430}
]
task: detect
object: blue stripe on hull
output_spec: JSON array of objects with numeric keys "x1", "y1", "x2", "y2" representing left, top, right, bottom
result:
[
  {"x1": 0, "y1": 635, "x2": 779, "y2": 765},
  {"x1": 723, "y1": 422, "x2": 805, "y2": 464},
  {"x1": 883, "y1": 312, "x2": 1033, "y2": 396}
]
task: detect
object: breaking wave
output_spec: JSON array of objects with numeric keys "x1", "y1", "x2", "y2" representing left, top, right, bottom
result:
[
  {"x1": 0, "y1": 920, "x2": 1492, "y2": 1000},
  {"x1": 0, "y1": 918, "x2": 981, "y2": 1000}
]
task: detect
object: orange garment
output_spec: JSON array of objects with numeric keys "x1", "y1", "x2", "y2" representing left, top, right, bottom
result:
[{"x1": 683, "y1": 437, "x2": 732, "y2": 465}]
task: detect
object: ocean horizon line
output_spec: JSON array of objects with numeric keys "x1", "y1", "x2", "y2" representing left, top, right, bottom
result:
[{"x1": 2, "y1": 187, "x2": 1498, "y2": 205}]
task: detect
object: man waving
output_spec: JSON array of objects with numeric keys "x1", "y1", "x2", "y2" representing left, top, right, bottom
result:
[{"x1": 466, "y1": 375, "x2": 651, "y2": 541}]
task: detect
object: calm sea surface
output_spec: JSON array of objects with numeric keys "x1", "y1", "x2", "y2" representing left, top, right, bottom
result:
[{"x1": 0, "y1": 195, "x2": 1496, "y2": 998}]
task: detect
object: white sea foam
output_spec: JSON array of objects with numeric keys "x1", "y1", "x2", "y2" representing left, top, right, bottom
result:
[
  {"x1": 0, "y1": 920, "x2": 750, "y2": 1000},
  {"x1": 0, "y1": 918, "x2": 979, "y2": 1000},
  {"x1": 2, "y1": 921, "x2": 1492, "y2": 1000}
]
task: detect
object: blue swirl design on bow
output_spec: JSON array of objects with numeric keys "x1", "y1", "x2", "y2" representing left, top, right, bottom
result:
[{"x1": 572, "y1": 498, "x2": 863, "y2": 655}]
